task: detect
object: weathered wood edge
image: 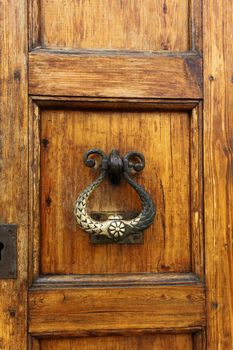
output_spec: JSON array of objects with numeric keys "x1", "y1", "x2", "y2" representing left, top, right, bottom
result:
[
  {"x1": 31, "y1": 96, "x2": 200, "y2": 111},
  {"x1": 31, "y1": 272, "x2": 201, "y2": 290},
  {"x1": 29, "y1": 98, "x2": 41, "y2": 286},
  {"x1": 29, "y1": 327, "x2": 205, "y2": 340},
  {"x1": 190, "y1": 0, "x2": 203, "y2": 52},
  {"x1": 190, "y1": 103, "x2": 204, "y2": 279}
]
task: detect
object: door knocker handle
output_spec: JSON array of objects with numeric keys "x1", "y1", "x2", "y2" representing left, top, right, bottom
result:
[{"x1": 74, "y1": 149, "x2": 156, "y2": 244}]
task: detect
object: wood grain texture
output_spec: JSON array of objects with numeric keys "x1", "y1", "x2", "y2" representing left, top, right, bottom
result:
[
  {"x1": 190, "y1": 104, "x2": 204, "y2": 278},
  {"x1": 39, "y1": 109, "x2": 192, "y2": 275},
  {"x1": 190, "y1": 0, "x2": 203, "y2": 52},
  {"x1": 38, "y1": 334, "x2": 193, "y2": 350},
  {"x1": 0, "y1": 1, "x2": 28, "y2": 350},
  {"x1": 0, "y1": 0, "x2": 211, "y2": 347},
  {"x1": 29, "y1": 51, "x2": 202, "y2": 99},
  {"x1": 193, "y1": 330, "x2": 206, "y2": 350},
  {"x1": 29, "y1": 0, "x2": 41, "y2": 49},
  {"x1": 35, "y1": 0, "x2": 189, "y2": 51},
  {"x1": 31, "y1": 97, "x2": 200, "y2": 111},
  {"x1": 30, "y1": 338, "x2": 40, "y2": 350},
  {"x1": 204, "y1": 0, "x2": 233, "y2": 348},
  {"x1": 29, "y1": 99, "x2": 41, "y2": 285},
  {"x1": 32, "y1": 273, "x2": 200, "y2": 289},
  {"x1": 29, "y1": 285, "x2": 206, "y2": 334}
]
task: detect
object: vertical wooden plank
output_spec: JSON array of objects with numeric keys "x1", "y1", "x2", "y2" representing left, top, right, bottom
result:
[
  {"x1": 29, "y1": 100, "x2": 41, "y2": 285},
  {"x1": 30, "y1": 337, "x2": 40, "y2": 350},
  {"x1": 190, "y1": 104, "x2": 204, "y2": 279},
  {"x1": 0, "y1": 1, "x2": 28, "y2": 349},
  {"x1": 204, "y1": 0, "x2": 233, "y2": 348},
  {"x1": 190, "y1": 0, "x2": 203, "y2": 52},
  {"x1": 193, "y1": 330, "x2": 206, "y2": 350},
  {"x1": 29, "y1": 0, "x2": 41, "y2": 49}
]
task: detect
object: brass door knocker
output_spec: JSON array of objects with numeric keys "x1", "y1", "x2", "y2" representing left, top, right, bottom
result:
[{"x1": 74, "y1": 149, "x2": 156, "y2": 244}]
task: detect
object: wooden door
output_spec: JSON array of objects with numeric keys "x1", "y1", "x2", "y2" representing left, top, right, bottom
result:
[
  {"x1": 1, "y1": 1, "x2": 233, "y2": 349},
  {"x1": 29, "y1": 1, "x2": 205, "y2": 346}
]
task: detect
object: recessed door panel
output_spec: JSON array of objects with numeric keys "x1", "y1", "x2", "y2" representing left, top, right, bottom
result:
[
  {"x1": 39, "y1": 108, "x2": 194, "y2": 275},
  {"x1": 36, "y1": 0, "x2": 189, "y2": 51},
  {"x1": 38, "y1": 334, "x2": 193, "y2": 350}
]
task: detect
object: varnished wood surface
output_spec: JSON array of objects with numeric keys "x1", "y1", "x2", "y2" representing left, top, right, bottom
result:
[
  {"x1": 29, "y1": 285, "x2": 206, "y2": 335},
  {"x1": 32, "y1": 0, "x2": 189, "y2": 51},
  {"x1": 39, "y1": 109, "x2": 192, "y2": 275},
  {"x1": 204, "y1": 0, "x2": 233, "y2": 348},
  {"x1": 38, "y1": 334, "x2": 193, "y2": 350},
  {"x1": 190, "y1": 104, "x2": 204, "y2": 279},
  {"x1": 31, "y1": 97, "x2": 200, "y2": 111},
  {"x1": 0, "y1": 1, "x2": 28, "y2": 350},
  {"x1": 2, "y1": 0, "x2": 224, "y2": 348},
  {"x1": 29, "y1": 50, "x2": 202, "y2": 99}
]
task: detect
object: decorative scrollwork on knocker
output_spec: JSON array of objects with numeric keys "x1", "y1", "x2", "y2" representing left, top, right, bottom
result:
[{"x1": 74, "y1": 149, "x2": 156, "y2": 244}]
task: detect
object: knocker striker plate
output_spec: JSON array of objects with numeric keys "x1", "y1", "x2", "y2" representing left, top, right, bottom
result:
[{"x1": 74, "y1": 149, "x2": 156, "y2": 244}]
